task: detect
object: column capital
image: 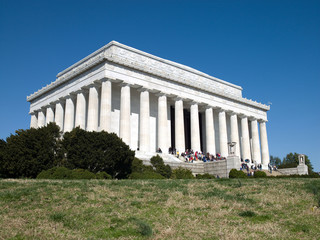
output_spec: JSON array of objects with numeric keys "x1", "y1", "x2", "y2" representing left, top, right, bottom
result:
[
  {"x1": 63, "y1": 95, "x2": 76, "y2": 101},
  {"x1": 100, "y1": 77, "x2": 110, "y2": 83},
  {"x1": 248, "y1": 116, "x2": 257, "y2": 121},
  {"x1": 46, "y1": 103, "x2": 55, "y2": 109},
  {"x1": 198, "y1": 103, "x2": 208, "y2": 112},
  {"x1": 238, "y1": 113, "x2": 248, "y2": 119},
  {"x1": 204, "y1": 104, "x2": 212, "y2": 110},
  {"x1": 258, "y1": 119, "x2": 268, "y2": 123},
  {"x1": 190, "y1": 101, "x2": 199, "y2": 106},
  {"x1": 155, "y1": 92, "x2": 168, "y2": 97},
  {"x1": 40, "y1": 106, "x2": 47, "y2": 112},
  {"x1": 119, "y1": 82, "x2": 132, "y2": 88},
  {"x1": 29, "y1": 111, "x2": 37, "y2": 115},
  {"x1": 137, "y1": 87, "x2": 149, "y2": 93},
  {"x1": 173, "y1": 96, "x2": 184, "y2": 101},
  {"x1": 225, "y1": 110, "x2": 235, "y2": 115},
  {"x1": 216, "y1": 108, "x2": 226, "y2": 113},
  {"x1": 58, "y1": 96, "x2": 67, "y2": 102},
  {"x1": 52, "y1": 99, "x2": 65, "y2": 105},
  {"x1": 228, "y1": 111, "x2": 239, "y2": 116},
  {"x1": 103, "y1": 75, "x2": 121, "y2": 83},
  {"x1": 94, "y1": 76, "x2": 116, "y2": 85},
  {"x1": 211, "y1": 105, "x2": 221, "y2": 111},
  {"x1": 86, "y1": 83, "x2": 100, "y2": 89},
  {"x1": 71, "y1": 87, "x2": 87, "y2": 95}
]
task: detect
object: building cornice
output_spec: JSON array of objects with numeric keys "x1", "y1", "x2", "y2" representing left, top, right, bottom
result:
[{"x1": 27, "y1": 41, "x2": 270, "y2": 111}]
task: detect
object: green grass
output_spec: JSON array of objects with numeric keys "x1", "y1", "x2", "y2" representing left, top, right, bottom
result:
[{"x1": 0, "y1": 178, "x2": 319, "y2": 239}]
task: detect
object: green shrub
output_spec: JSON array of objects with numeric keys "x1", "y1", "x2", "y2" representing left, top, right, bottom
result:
[
  {"x1": 171, "y1": 167, "x2": 194, "y2": 179},
  {"x1": 196, "y1": 173, "x2": 215, "y2": 179},
  {"x1": 271, "y1": 174, "x2": 319, "y2": 179},
  {"x1": 150, "y1": 155, "x2": 172, "y2": 178},
  {"x1": 37, "y1": 167, "x2": 71, "y2": 179},
  {"x1": 306, "y1": 172, "x2": 320, "y2": 178},
  {"x1": 37, "y1": 167, "x2": 107, "y2": 179},
  {"x1": 129, "y1": 171, "x2": 165, "y2": 179},
  {"x1": 254, "y1": 171, "x2": 267, "y2": 178},
  {"x1": 70, "y1": 169, "x2": 96, "y2": 179},
  {"x1": 61, "y1": 128, "x2": 134, "y2": 179},
  {"x1": 1, "y1": 123, "x2": 61, "y2": 178},
  {"x1": 131, "y1": 158, "x2": 154, "y2": 173},
  {"x1": 96, "y1": 171, "x2": 112, "y2": 179},
  {"x1": 129, "y1": 157, "x2": 168, "y2": 179},
  {"x1": 229, "y1": 169, "x2": 247, "y2": 178}
]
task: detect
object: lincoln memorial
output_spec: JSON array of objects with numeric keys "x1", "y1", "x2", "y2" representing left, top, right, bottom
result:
[{"x1": 27, "y1": 41, "x2": 270, "y2": 169}]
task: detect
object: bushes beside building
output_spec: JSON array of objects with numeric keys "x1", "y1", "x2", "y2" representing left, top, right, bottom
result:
[
  {"x1": 229, "y1": 169, "x2": 247, "y2": 178},
  {"x1": 254, "y1": 171, "x2": 267, "y2": 178},
  {"x1": 0, "y1": 123, "x2": 60, "y2": 178},
  {"x1": 61, "y1": 127, "x2": 134, "y2": 179},
  {"x1": 171, "y1": 167, "x2": 194, "y2": 179},
  {"x1": 196, "y1": 173, "x2": 216, "y2": 179},
  {"x1": 1, "y1": 124, "x2": 317, "y2": 180},
  {"x1": 37, "y1": 167, "x2": 111, "y2": 179},
  {"x1": 0, "y1": 124, "x2": 134, "y2": 179},
  {"x1": 150, "y1": 155, "x2": 172, "y2": 178},
  {"x1": 129, "y1": 158, "x2": 165, "y2": 179},
  {"x1": 129, "y1": 156, "x2": 195, "y2": 179}
]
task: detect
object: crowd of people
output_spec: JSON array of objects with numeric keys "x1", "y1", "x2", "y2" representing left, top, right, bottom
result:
[
  {"x1": 240, "y1": 159, "x2": 278, "y2": 176},
  {"x1": 167, "y1": 147, "x2": 226, "y2": 163},
  {"x1": 159, "y1": 147, "x2": 278, "y2": 175}
]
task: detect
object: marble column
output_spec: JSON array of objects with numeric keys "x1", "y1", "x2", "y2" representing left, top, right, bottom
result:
[
  {"x1": 175, "y1": 98, "x2": 185, "y2": 154},
  {"x1": 158, "y1": 94, "x2": 168, "y2": 153},
  {"x1": 30, "y1": 112, "x2": 38, "y2": 129},
  {"x1": 120, "y1": 84, "x2": 131, "y2": 146},
  {"x1": 240, "y1": 116, "x2": 251, "y2": 161},
  {"x1": 139, "y1": 89, "x2": 150, "y2": 152},
  {"x1": 100, "y1": 79, "x2": 112, "y2": 132},
  {"x1": 205, "y1": 107, "x2": 216, "y2": 155},
  {"x1": 45, "y1": 106, "x2": 54, "y2": 126},
  {"x1": 218, "y1": 110, "x2": 228, "y2": 157},
  {"x1": 55, "y1": 101, "x2": 64, "y2": 131},
  {"x1": 260, "y1": 120, "x2": 270, "y2": 166},
  {"x1": 37, "y1": 110, "x2": 45, "y2": 128},
  {"x1": 251, "y1": 119, "x2": 261, "y2": 164},
  {"x1": 230, "y1": 113, "x2": 240, "y2": 157},
  {"x1": 87, "y1": 85, "x2": 99, "y2": 131},
  {"x1": 190, "y1": 102, "x2": 201, "y2": 152},
  {"x1": 64, "y1": 96, "x2": 75, "y2": 132},
  {"x1": 75, "y1": 90, "x2": 86, "y2": 129}
]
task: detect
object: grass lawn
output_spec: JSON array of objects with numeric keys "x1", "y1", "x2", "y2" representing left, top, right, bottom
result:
[{"x1": 0, "y1": 178, "x2": 319, "y2": 239}]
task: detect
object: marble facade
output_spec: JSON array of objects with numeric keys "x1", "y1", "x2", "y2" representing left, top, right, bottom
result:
[{"x1": 27, "y1": 41, "x2": 270, "y2": 168}]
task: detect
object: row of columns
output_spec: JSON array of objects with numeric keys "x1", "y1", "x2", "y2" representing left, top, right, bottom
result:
[{"x1": 30, "y1": 80, "x2": 270, "y2": 165}]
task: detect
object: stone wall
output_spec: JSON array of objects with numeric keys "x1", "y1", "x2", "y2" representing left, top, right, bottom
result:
[
  {"x1": 141, "y1": 155, "x2": 240, "y2": 178},
  {"x1": 277, "y1": 164, "x2": 308, "y2": 175}
]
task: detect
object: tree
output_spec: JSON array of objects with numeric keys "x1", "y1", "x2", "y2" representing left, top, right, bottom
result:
[
  {"x1": 61, "y1": 128, "x2": 134, "y2": 179},
  {"x1": 171, "y1": 167, "x2": 194, "y2": 179},
  {"x1": 270, "y1": 155, "x2": 281, "y2": 167},
  {"x1": 129, "y1": 157, "x2": 164, "y2": 179},
  {"x1": 0, "y1": 123, "x2": 61, "y2": 178},
  {"x1": 150, "y1": 155, "x2": 172, "y2": 178},
  {"x1": 279, "y1": 152, "x2": 313, "y2": 173},
  {"x1": 0, "y1": 139, "x2": 7, "y2": 178}
]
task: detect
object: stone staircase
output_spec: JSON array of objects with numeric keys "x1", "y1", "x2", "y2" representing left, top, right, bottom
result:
[
  {"x1": 135, "y1": 151, "x2": 183, "y2": 164},
  {"x1": 263, "y1": 169, "x2": 283, "y2": 176}
]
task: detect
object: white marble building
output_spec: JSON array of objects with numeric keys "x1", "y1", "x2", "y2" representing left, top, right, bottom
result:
[{"x1": 27, "y1": 41, "x2": 270, "y2": 167}]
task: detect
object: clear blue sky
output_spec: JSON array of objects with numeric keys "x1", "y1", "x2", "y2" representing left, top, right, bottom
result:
[{"x1": 1, "y1": 0, "x2": 319, "y2": 171}]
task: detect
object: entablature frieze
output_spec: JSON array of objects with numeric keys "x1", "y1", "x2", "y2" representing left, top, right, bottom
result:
[{"x1": 27, "y1": 41, "x2": 270, "y2": 112}]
